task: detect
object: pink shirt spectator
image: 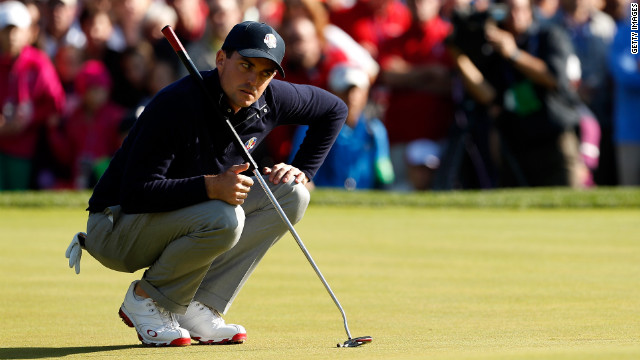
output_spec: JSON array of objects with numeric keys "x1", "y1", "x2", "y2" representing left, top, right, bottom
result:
[
  {"x1": 0, "y1": 46, "x2": 65, "y2": 158},
  {"x1": 48, "y1": 60, "x2": 125, "y2": 188}
]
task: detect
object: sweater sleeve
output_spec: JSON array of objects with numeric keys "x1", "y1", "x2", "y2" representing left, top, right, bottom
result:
[
  {"x1": 117, "y1": 90, "x2": 210, "y2": 213},
  {"x1": 270, "y1": 81, "x2": 348, "y2": 180}
]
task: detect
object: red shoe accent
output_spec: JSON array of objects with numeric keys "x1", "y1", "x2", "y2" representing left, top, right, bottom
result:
[
  {"x1": 119, "y1": 308, "x2": 134, "y2": 328},
  {"x1": 232, "y1": 333, "x2": 247, "y2": 343},
  {"x1": 169, "y1": 337, "x2": 192, "y2": 346},
  {"x1": 195, "y1": 332, "x2": 247, "y2": 345}
]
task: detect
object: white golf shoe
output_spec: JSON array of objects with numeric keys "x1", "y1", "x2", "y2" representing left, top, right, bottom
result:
[
  {"x1": 176, "y1": 301, "x2": 247, "y2": 344},
  {"x1": 118, "y1": 281, "x2": 191, "y2": 346}
]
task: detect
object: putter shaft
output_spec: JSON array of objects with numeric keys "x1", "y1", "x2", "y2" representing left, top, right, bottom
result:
[{"x1": 251, "y1": 168, "x2": 353, "y2": 340}]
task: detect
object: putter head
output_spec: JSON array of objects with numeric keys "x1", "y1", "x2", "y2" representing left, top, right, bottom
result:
[{"x1": 337, "y1": 336, "x2": 372, "y2": 348}]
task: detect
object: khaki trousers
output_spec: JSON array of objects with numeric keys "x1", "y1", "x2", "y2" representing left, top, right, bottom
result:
[{"x1": 84, "y1": 176, "x2": 310, "y2": 314}]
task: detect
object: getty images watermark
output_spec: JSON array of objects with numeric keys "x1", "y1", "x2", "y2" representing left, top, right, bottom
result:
[{"x1": 632, "y1": 2, "x2": 638, "y2": 54}]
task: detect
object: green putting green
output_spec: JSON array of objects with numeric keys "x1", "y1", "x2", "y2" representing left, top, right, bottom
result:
[{"x1": 0, "y1": 189, "x2": 638, "y2": 359}]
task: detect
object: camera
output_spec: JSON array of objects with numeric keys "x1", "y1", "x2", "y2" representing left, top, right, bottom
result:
[{"x1": 447, "y1": 4, "x2": 508, "y2": 71}]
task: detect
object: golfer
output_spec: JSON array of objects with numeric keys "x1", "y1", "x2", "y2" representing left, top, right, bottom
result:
[{"x1": 65, "y1": 21, "x2": 347, "y2": 346}]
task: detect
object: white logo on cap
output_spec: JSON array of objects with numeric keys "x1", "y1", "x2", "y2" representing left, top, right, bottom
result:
[{"x1": 264, "y1": 34, "x2": 277, "y2": 49}]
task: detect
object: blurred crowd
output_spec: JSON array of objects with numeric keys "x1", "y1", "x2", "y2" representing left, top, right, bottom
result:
[{"x1": 0, "y1": 0, "x2": 638, "y2": 192}]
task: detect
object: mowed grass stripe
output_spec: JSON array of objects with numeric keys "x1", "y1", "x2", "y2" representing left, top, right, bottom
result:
[{"x1": 0, "y1": 205, "x2": 638, "y2": 359}]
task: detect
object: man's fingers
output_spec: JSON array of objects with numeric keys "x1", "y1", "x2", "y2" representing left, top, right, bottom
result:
[
  {"x1": 230, "y1": 163, "x2": 250, "y2": 174},
  {"x1": 240, "y1": 176, "x2": 254, "y2": 187},
  {"x1": 263, "y1": 163, "x2": 307, "y2": 184},
  {"x1": 294, "y1": 172, "x2": 307, "y2": 184},
  {"x1": 270, "y1": 165, "x2": 292, "y2": 184}
]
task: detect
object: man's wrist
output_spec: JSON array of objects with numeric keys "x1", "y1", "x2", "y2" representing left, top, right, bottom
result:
[
  {"x1": 509, "y1": 48, "x2": 522, "y2": 62},
  {"x1": 204, "y1": 174, "x2": 219, "y2": 199}
]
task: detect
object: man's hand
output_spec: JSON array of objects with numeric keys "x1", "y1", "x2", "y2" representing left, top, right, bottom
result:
[
  {"x1": 205, "y1": 163, "x2": 254, "y2": 205},
  {"x1": 485, "y1": 24, "x2": 518, "y2": 59},
  {"x1": 263, "y1": 163, "x2": 308, "y2": 185},
  {"x1": 485, "y1": 23, "x2": 557, "y2": 89}
]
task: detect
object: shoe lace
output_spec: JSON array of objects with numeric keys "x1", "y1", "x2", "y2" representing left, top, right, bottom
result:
[
  {"x1": 150, "y1": 300, "x2": 181, "y2": 329},
  {"x1": 194, "y1": 301, "x2": 225, "y2": 326}
]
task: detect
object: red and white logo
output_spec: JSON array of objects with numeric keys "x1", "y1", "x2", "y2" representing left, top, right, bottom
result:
[
  {"x1": 147, "y1": 329, "x2": 158, "y2": 337},
  {"x1": 244, "y1": 137, "x2": 257, "y2": 151},
  {"x1": 264, "y1": 34, "x2": 277, "y2": 49}
]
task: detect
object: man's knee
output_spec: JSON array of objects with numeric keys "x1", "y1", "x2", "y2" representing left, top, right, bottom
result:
[
  {"x1": 197, "y1": 201, "x2": 246, "y2": 250},
  {"x1": 280, "y1": 182, "x2": 310, "y2": 224}
]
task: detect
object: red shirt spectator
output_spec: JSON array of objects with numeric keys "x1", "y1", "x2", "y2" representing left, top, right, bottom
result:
[
  {"x1": 265, "y1": 15, "x2": 349, "y2": 164},
  {"x1": 378, "y1": 15, "x2": 454, "y2": 145},
  {"x1": 330, "y1": 0, "x2": 411, "y2": 58},
  {"x1": 167, "y1": 0, "x2": 209, "y2": 43},
  {"x1": 282, "y1": 45, "x2": 348, "y2": 90}
]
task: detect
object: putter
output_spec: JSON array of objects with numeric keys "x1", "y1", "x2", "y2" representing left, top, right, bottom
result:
[{"x1": 161, "y1": 25, "x2": 371, "y2": 348}]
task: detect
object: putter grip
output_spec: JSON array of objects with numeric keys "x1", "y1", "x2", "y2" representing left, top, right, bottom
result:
[{"x1": 161, "y1": 25, "x2": 185, "y2": 53}]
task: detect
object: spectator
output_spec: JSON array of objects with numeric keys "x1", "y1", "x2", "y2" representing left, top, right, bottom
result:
[
  {"x1": 451, "y1": 0, "x2": 584, "y2": 187},
  {"x1": 329, "y1": 0, "x2": 412, "y2": 58},
  {"x1": 112, "y1": 42, "x2": 155, "y2": 110},
  {"x1": 23, "y1": 0, "x2": 42, "y2": 48},
  {"x1": 47, "y1": 60, "x2": 125, "y2": 189},
  {"x1": 53, "y1": 44, "x2": 84, "y2": 113},
  {"x1": 441, "y1": 0, "x2": 473, "y2": 20},
  {"x1": 533, "y1": 0, "x2": 560, "y2": 20},
  {"x1": 290, "y1": 63, "x2": 394, "y2": 190},
  {"x1": 147, "y1": 59, "x2": 177, "y2": 98},
  {"x1": 80, "y1": 0, "x2": 112, "y2": 13},
  {"x1": 242, "y1": 0, "x2": 285, "y2": 25},
  {"x1": 0, "y1": 1, "x2": 65, "y2": 190},
  {"x1": 167, "y1": 0, "x2": 210, "y2": 44},
  {"x1": 179, "y1": 0, "x2": 245, "y2": 78},
  {"x1": 279, "y1": 13, "x2": 348, "y2": 89},
  {"x1": 42, "y1": 0, "x2": 86, "y2": 58},
  {"x1": 141, "y1": 0, "x2": 179, "y2": 67},
  {"x1": 607, "y1": 0, "x2": 640, "y2": 185},
  {"x1": 263, "y1": 14, "x2": 348, "y2": 165},
  {"x1": 80, "y1": 8, "x2": 118, "y2": 62},
  {"x1": 377, "y1": 0, "x2": 455, "y2": 190},
  {"x1": 110, "y1": 0, "x2": 152, "y2": 50},
  {"x1": 550, "y1": 0, "x2": 617, "y2": 185},
  {"x1": 602, "y1": 0, "x2": 627, "y2": 19},
  {"x1": 285, "y1": 0, "x2": 380, "y2": 82}
]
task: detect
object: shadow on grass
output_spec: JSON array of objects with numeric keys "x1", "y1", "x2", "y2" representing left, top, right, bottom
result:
[{"x1": 0, "y1": 345, "x2": 138, "y2": 359}]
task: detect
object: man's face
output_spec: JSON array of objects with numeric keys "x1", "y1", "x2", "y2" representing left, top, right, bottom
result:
[
  {"x1": 506, "y1": 0, "x2": 533, "y2": 36},
  {"x1": 48, "y1": 1, "x2": 76, "y2": 36},
  {"x1": 0, "y1": 26, "x2": 30, "y2": 58},
  {"x1": 216, "y1": 50, "x2": 278, "y2": 113},
  {"x1": 408, "y1": 0, "x2": 441, "y2": 23},
  {"x1": 208, "y1": 0, "x2": 243, "y2": 40},
  {"x1": 281, "y1": 17, "x2": 321, "y2": 70}
]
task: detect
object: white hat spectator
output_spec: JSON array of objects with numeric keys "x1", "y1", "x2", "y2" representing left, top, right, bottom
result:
[
  {"x1": 405, "y1": 139, "x2": 444, "y2": 169},
  {"x1": 57, "y1": 0, "x2": 78, "y2": 5},
  {"x1": 0, "y1": 1, "x2": 31, "y2": 30},
  {"x1": 328, "y1": 64, "x2": 370, "y2": 93}
]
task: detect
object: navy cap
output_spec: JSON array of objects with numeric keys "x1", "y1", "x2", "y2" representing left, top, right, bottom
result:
[{"x1": 222, "y1": 21, "x2": 286, "y2": 78}]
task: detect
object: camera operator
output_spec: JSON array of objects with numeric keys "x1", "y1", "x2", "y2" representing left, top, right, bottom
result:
[{"x1": 448, "y1": 0, "x2": 584, "y2": 187}]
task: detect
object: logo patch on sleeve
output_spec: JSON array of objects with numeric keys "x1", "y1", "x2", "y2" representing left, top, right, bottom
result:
[{"x1": 244, "y1": 137, "x2": 257, "y2": 151}]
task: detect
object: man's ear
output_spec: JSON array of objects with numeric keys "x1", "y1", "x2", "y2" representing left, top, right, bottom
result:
[{"x1": 215, "y1": 50, "x2": 225, "y2": 69}]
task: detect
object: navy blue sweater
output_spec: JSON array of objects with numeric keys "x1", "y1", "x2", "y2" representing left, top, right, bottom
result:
[{"x1": 88, "y1": 69, "x2": 347, "y2": 214}]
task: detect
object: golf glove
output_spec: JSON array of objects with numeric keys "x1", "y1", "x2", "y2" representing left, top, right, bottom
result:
[{"x1": 65, "y1": 232, "x2": 86, "y2": 274}]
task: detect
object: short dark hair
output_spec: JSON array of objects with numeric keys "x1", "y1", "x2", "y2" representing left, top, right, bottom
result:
[{"x1": 221, "y1": 48, "x2": 236, "y2": 58}]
